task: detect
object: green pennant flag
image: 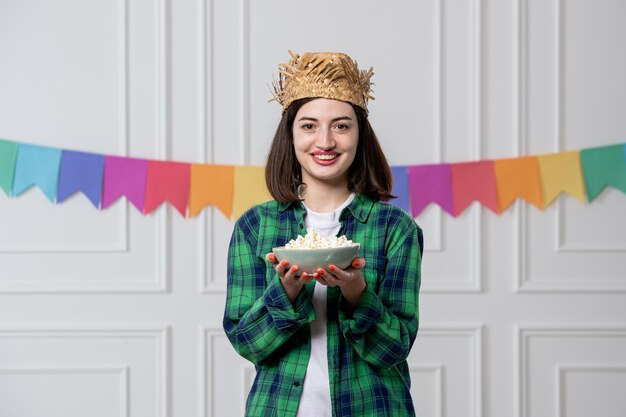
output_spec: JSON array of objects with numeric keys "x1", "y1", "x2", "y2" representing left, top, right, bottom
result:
[
  {"x1": 580, "y1": 143, "x2": 626, "y2": 202},
  {"x1": 0, "y1": 139, "x2": 19, "y2": 196}
]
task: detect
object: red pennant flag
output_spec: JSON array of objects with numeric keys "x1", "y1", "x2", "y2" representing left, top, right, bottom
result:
[
  {"x1": 451, "y1": 161, "x2": 500, "y2": 215},
  {"x1": 144, "y1": 161, "x2": 191, "y2": 216}
]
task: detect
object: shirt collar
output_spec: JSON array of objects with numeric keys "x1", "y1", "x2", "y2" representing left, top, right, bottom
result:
[{"x1": 278, "y1": 193, "x2": 374, "y2": 223}]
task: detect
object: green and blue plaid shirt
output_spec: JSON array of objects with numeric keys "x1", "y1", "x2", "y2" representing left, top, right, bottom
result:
[{"x1": 223, "y1": 193, "x2": 423, "y2": 417}]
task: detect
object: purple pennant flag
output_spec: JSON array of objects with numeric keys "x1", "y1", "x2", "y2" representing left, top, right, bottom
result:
[
  {"x1": 408, "y1": 164, "x2": 454, "y2": 217},
  {"x1": 390, "y1": 166, "x2": 410, "y2": 214},
  {"x1": 57, "y1": 150, "x2": 105, "y2": 208},
  {"x1": 102, "y1": 156, "x2": 148, "y2": 212}
]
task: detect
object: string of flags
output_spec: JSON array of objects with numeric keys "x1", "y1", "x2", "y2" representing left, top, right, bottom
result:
[{"x1": 0, "y1": 138, "x2": 625, "y2": 220}]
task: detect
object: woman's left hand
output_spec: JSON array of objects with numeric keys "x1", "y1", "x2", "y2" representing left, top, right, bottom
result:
[{"x1": 315, "y1": 257, "x2": 367, "y2": 308}]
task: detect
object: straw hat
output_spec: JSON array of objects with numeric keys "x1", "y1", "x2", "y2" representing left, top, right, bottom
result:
[{"x1": 270, "y1": 50, "x2": 375, "y2": 115}]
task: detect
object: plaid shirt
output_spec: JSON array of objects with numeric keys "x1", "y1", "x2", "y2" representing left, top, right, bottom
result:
[{"x1": 223, "y1": 193, "x2": 423, "y2": 417}]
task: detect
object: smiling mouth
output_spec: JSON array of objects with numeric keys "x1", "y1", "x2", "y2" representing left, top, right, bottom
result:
[{"x1": 313, "y1": 154, "x2": 339, "y2": 161}]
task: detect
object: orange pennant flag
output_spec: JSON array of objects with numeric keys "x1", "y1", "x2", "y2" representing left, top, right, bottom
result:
[
  {"x1": 144, "y1": 161, "x2": 190, "y2": 216},
  {"x1": 536, "y1": 151, "x2": 586, "y2": 206},
  {"x1": 493, "y1": 156, "x2": 543, "y2": 211},
  {"x1": 231, "y1": 166, "x2": 271, "y2": 220},
  {"x1": 188, "y1": 164, "x2": 234, "y2": 218}
]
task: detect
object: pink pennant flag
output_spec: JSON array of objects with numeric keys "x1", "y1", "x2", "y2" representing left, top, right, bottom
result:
[
  {"x1": 451, "y1": 161, "x2": 499, "y2": 215},
  {"x1": 144, "y1": 161, "x2": 191, "y2": 217},
  {"x1": 102, "y1": 156, "x2": 148, "y2": 212},
  {"x1": 408, "y1": 164, "x2": 454, "y2": 217}
]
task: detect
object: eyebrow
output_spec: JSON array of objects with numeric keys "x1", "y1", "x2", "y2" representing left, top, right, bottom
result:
[{"x1": 296, "y1": 116, "x2": 353, "y2": 123}]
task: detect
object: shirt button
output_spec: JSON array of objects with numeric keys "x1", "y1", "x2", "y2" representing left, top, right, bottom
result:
[
  {"x1": 299, "y1": 224, "x2": 304, "y2": 230},
  {"x1": 293, "y1": 381, "x2": 300, "y2": 387}
]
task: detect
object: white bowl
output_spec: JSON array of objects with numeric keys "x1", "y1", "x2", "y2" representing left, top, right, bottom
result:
[{"x1": 272, "y1": 244, "x2": 360, "y2": 274}]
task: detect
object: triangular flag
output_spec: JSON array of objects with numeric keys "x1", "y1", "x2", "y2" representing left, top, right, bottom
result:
[
  {"x1": 407, "y1": 164, "x2": 454, "y2": 217},
  {"x1": 101, "y1": 156, "x2": 148, "y2": 212},
  {"x1": 144, "y1": 160, "x2": 191, "y2": 217},
  {"x1": 579, "y1": 144, "x2": 626, "y2": 202},
  {"x1": 389, "y1": 166, "x2": 410, "y2": 214},
  {"x1": 57, "y1": 150, "x2": 105, "y2": 207},
  {"x1": 189, "y1": 164, "x2": 234, "y2": 218},
  {"x1": 0, "y1": 139, "x2": 19, "y2": 196},
  {"x1": 493, "y1": 156, "x2": 543, "y2": 211},
  {"x1": 450, "y1": 160, "x2": 499, "y2": 215},
  {"x1": 13, "y1": 143, "x2": 62, "y2": 202},
  {"x1": 536, "y1": 151, "x2": 586, "y2": 206},
  {"x1": 231, "y1": 166, "x2": 271, "y2": 220}
]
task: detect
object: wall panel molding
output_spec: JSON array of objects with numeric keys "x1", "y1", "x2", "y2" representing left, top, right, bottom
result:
[
  {"x1": 427, "y1": 0, "x2": 483, "y2": 293},
  {"x1": 0, "y1": 0, "x2": 169, "y2": 294},
  {"x1": 514, "y1": 0, "x2": 626, "y2": 293},
  {"x1": 556, "y1": 364, "x2": 626, "y2": 417},
  {"x1": 515, "y1": 324, "x2": 626, "y2": 417},
  {"x1": 418, "y1": 323, "x2": 483, "y2": 417},
  {"x1": 0, "y1": 365, "x2": 129, "y2": 417},
  {"x1": 0, "y1": 325, "x2": 169, "y2": 417}
]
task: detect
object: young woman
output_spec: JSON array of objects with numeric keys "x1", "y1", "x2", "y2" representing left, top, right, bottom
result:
[{"x1": 223, "y1": 51, "x2": 423, "y2": 417}]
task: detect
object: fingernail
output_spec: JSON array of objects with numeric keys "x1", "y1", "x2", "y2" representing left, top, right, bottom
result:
[
  {"x1": 280, "y1": 260, "x2": 288, "y2": 267},
  {"x1": 269, "y1": 253, "x2": 275, "y2": 261},
  {"x1": 291, "y1": 266, "x2": 299, "y2": 272},
  {"x1": 317, "y1": 268, "x2": 325, "y2": 275},
  {"x1": 328, "y1": 265, "x2": 335, "y2": 271},
  {"x1": 352, "y1": 259, "x2": 359, "y2": 268}
]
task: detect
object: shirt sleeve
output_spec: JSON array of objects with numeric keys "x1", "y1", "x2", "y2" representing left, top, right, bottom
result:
[
  {"x1": 338, "y1": 214, "x2": 423, "y2": 369},
  {"x1": 223, "y1": 208, "x2": 316, "y2": 365}
]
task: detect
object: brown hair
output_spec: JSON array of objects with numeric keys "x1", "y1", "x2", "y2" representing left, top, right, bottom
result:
[{"x1": 265, "y1": 98, "x2": 394, "y2": 203}]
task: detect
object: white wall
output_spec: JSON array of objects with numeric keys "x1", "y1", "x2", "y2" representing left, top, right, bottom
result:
[{"x1": 0, "y1": 0, "x2": 625, "y2": 416}]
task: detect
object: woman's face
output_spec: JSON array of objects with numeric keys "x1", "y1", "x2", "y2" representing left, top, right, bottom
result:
[{"x1": 292, "y1": 98, "x2": 359, "y2": 188}]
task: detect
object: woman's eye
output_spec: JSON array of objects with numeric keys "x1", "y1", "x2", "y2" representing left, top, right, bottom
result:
[
  {"x1": 302, "y1": 124, "x2": 314, "y2": 130},
  {"x1": 335, "y1": 124, "x2": 349, "y2": 131}
]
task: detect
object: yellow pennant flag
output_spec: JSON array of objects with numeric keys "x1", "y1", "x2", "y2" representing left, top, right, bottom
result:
[
  {"x1": 231, "y1": 166, "x2": 272, "y2": 219},
  {"x1": 536, "y1": 151, "x2": 586, "y2": 206},
  {"x1": 493, "y1": 156, "x2": 543, "y2": 211}
]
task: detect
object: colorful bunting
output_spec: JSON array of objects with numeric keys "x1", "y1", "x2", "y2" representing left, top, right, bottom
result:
[
  {"x1": 450, "y1": 161, "x2": 499, "y2": 216},
  {"x1": 144, "y1": 161, "x2": 190, "y2": 217},
  {"x1": 102, "y1": 156, "x2": 147, "y2": 212},
  {"x1": 189, "y1": 164, "x2": 234, "y2": 219},
  {"x1": 390, "y1": 166, "x2": 410, "y2": 214},
  {"x1": 13, "y1": 143, "x2": 62, "y2": 202},
  {"x1": 493, "y1": 156, "x2": 543, "y2": 211},
  {"x1": 1, "y1": 139, "x2": 625, "y2": 219},
  {"x1": 0, "y1": 139, "x2": 18, "y2": 196},
  {"x1": 57, "y1": 150, "x2": 104, "y2": 207},
  {"x1": 536, "y1": 151, "x2": 586, "y2": 205},
  {"x1": 580, "y1": 144, "x2": 626, "y2": 202},
  {"x1": 408, "y1": 164, "x2": 454, "y2": 217}
]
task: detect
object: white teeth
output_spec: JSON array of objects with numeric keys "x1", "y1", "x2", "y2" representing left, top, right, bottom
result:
[{"x1": 314, "y1": 154, "x2": 338, "y2": 160}]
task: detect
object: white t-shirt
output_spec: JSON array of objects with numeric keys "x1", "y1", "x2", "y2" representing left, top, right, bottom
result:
[{"x1": 296, "y1": 193, "x2": 355, "y2": 417}]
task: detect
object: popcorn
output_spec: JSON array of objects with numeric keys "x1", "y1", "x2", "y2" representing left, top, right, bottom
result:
[{"x1": 285, "y1": 228, "x2": 354, "y2": 249}]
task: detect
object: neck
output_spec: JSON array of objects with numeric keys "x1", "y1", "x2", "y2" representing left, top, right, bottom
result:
[{"x1": 300, "y1": 180, "x2": 352, "y2": 213}]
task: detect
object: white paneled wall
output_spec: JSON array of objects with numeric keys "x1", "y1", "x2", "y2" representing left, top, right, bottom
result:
[{"x1": 0, "y1": 0, "x2": 625, "y2": 416}]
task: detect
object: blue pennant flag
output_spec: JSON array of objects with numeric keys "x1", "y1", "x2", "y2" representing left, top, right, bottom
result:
[
  {"x1": 13, "y1": 143, "x2": 62, "y2": 202},
  {"x1": 389, "y1": 166, "x2": 410, "y2": 214},
  {"x1": 57, "y1": 150, "x2": 105, "y2": 207}
]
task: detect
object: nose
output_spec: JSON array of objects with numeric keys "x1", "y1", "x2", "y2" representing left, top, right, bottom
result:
[{"x1": 316, "y1": 128, "x2": 335, "y2": 150}]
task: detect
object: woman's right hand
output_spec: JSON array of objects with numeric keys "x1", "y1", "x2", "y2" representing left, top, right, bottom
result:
[{"x1": 266, "y1": 253, "x2": 316, "y2": 303}]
